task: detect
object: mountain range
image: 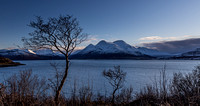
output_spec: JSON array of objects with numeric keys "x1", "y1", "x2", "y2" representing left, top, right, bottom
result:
[
  {"x1": 171, "y1": 48, "x2": 200, "y2": 60},
  {"x1": 70, "y1": 40, "x2": 170, "y2": 59},
  {"x1": 0, "y1": 49, "x2": 64, "y2": 60},
  {"x1": 0, "y1": 40, "x2": 200, "y2": 60}
]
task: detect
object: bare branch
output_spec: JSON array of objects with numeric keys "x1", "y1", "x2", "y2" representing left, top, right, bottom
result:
[
  {"x1": 102, "y1": 66, "x2": 126, "y2": 104},
  {"x1": 22, "y1": 15, "x2": 88, "y2": 105},
  {"x1": 22, "y1": 15, "x2": 88, "y2": 57}
]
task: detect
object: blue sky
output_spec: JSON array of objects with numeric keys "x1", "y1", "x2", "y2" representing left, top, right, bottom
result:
[{"x1": 1, "y1": 0, "x2": 200, "y2": 51}]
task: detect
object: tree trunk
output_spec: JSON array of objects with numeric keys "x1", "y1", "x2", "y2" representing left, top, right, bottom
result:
[
  {"x1": 112, "y1": 88, "x2": 117, "y2": 104},
  {"x1": 55, "y1": 57, "x2": 69, "y2": 105}
]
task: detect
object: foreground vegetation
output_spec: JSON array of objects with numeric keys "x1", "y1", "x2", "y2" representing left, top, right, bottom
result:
[{"x1": 0, "y1": 65, "x2": 200, "y2": 105}]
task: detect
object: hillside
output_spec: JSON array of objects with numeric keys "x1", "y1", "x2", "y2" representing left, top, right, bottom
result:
[
  {"x1": 0, "y1": 49, "x2": 65, "y2": 60},
  {"x1": 0, "y1": 57, "x2": 24, "y2": 67}
]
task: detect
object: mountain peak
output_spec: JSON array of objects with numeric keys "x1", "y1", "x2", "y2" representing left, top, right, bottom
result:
[
  {"x1": 87, "y1": 44, "x2": 95, "y2": 47},
  {"x1": 113, "y1": 40, "x2": 137, "y2": 49},
  {"x1": 113, "y1": 40, "x2": 126, "y2": 44},
  {"x1": 113, "y1": 40, "x2": 131, "y2": 47},
  {"x1": 97, "y1": 40, "x2": 107, "y2": 45},
  {"x1": 96, "y1": 40, "x2": 113, "y2": 47},
  {"x1": 84, "y1": 44, "x2": 95, "y2": 50}
]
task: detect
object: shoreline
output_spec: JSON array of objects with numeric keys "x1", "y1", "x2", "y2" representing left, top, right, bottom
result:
[{"x1": 0, "y1": 62, "x2": 25, "y2": 67}]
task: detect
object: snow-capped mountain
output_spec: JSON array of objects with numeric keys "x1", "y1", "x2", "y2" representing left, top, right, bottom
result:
[
  {"x1": 170, "y1": 48, "x2": 200, "y2": 60},
  {"x1": 34, "y1": 49, "x2": 63, "y2": 56},
  {"x1": 0, "y1": 49, "x2": 64, "y2": 60},
  {"x1": 70, "y1": 40, "x2": 170, "y2": 59},
  {"x1": 2, "y1": 40, "x2": 199, "y2": 60},
  {"x1": 0, "y1": 49, "x2": 63, "y2": 56},
  {"x1": 78, "y1": 40, "x2": 142, "y2": 55},
  {"x1": 113, "y1": 40, "x2": 141, "y2": 55},
  {"x1": 168, "y1": 48, "x2": 200, "y2": 60},
  {"x1": 137, "y1": 47, "x2": 171, "y2": 57},
  {"x1": 79, "y1": 40, "x2": 127, "y2": 54},
  {"x1": 0, "y1": 49, "x2": 35, "y2": 56},
  {"x1": 181, "y1": 48, "x2": 200, "y2": 57}
]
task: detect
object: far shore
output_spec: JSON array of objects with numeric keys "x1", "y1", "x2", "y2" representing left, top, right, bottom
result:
[{"x1": 0, "y1": 62, "x2": 25, "y2": 67}]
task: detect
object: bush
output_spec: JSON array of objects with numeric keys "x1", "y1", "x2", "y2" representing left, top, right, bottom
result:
[
  {"x1": 2, "y1": 70, "x2": 49, "y2": 105},
  {"x1": 169, "y1": 65, "x2": 200, "y2": 105},
  {"x1": 132, "y1": 65, "x2": 200, "y2": 106},
  {"x1": 103, "y1": 65, "x2": 127, "y2": 104}
]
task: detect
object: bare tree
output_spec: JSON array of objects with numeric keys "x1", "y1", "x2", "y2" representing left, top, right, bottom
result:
[
  {"x1": 102, "y1": 66, "x2": 126, "y2": 104},
  {"x1": 22, "y1": 15, "x2": 88, "y2": 105}
]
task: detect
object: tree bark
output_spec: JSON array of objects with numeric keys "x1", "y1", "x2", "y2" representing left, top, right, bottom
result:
[
  {"x1": 55, "y1": 57, "x2": 69, "y2": 105},
  {"x1": 112, "y1": 88, "x2": 117, "y2": 104}
]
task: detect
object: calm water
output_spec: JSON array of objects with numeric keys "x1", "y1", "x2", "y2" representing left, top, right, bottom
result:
[{"x1": 0, "y1": 60, "x2": 200, "y2": 95}]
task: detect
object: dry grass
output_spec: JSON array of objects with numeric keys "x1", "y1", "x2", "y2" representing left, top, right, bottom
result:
[{"x1": 131, "y1": 65, "x2": 200, "y2": 106}]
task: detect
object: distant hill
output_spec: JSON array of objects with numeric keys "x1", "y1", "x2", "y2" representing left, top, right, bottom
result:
[
  {"x1": 0, "y1": 57, "x2": 24, "y2": 67},
  {"x1": 171, "y1": 48, "x2": 200, "y2": 60},
  {"x1": 0, "y1": 57, "x2": 13, "y2": 63},
  {"x1": 0, "y1": 49, "x2": 65, "y2": 60}
]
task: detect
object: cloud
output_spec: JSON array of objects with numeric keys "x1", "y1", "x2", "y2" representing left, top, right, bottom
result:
[
  {"x1": 75, "y1": 46, "x2": 86, "y2": 50},
  {"x1": 139, "y1": 35, "x2": 199, "y2": 41},
  {"x1": 142, "y1": 38, "x2": 200, "y2": 54},
  {"x1": 139, "y1": 36, "x2": 165, "y2": 40},
  {"x1": 85, "y1": 36, "x2": 98, "y2": 43}
]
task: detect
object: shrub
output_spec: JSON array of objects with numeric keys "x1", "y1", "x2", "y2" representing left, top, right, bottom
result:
[
  {"x1": 3, "y1": 70, "x2": 49, "y2": 105},
  {"x1": 169, "y1": 65, "x2": 200, "y2": 105},
  {"x1": 103, "y1": 65, "x2": 126, "y2": 104}
]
